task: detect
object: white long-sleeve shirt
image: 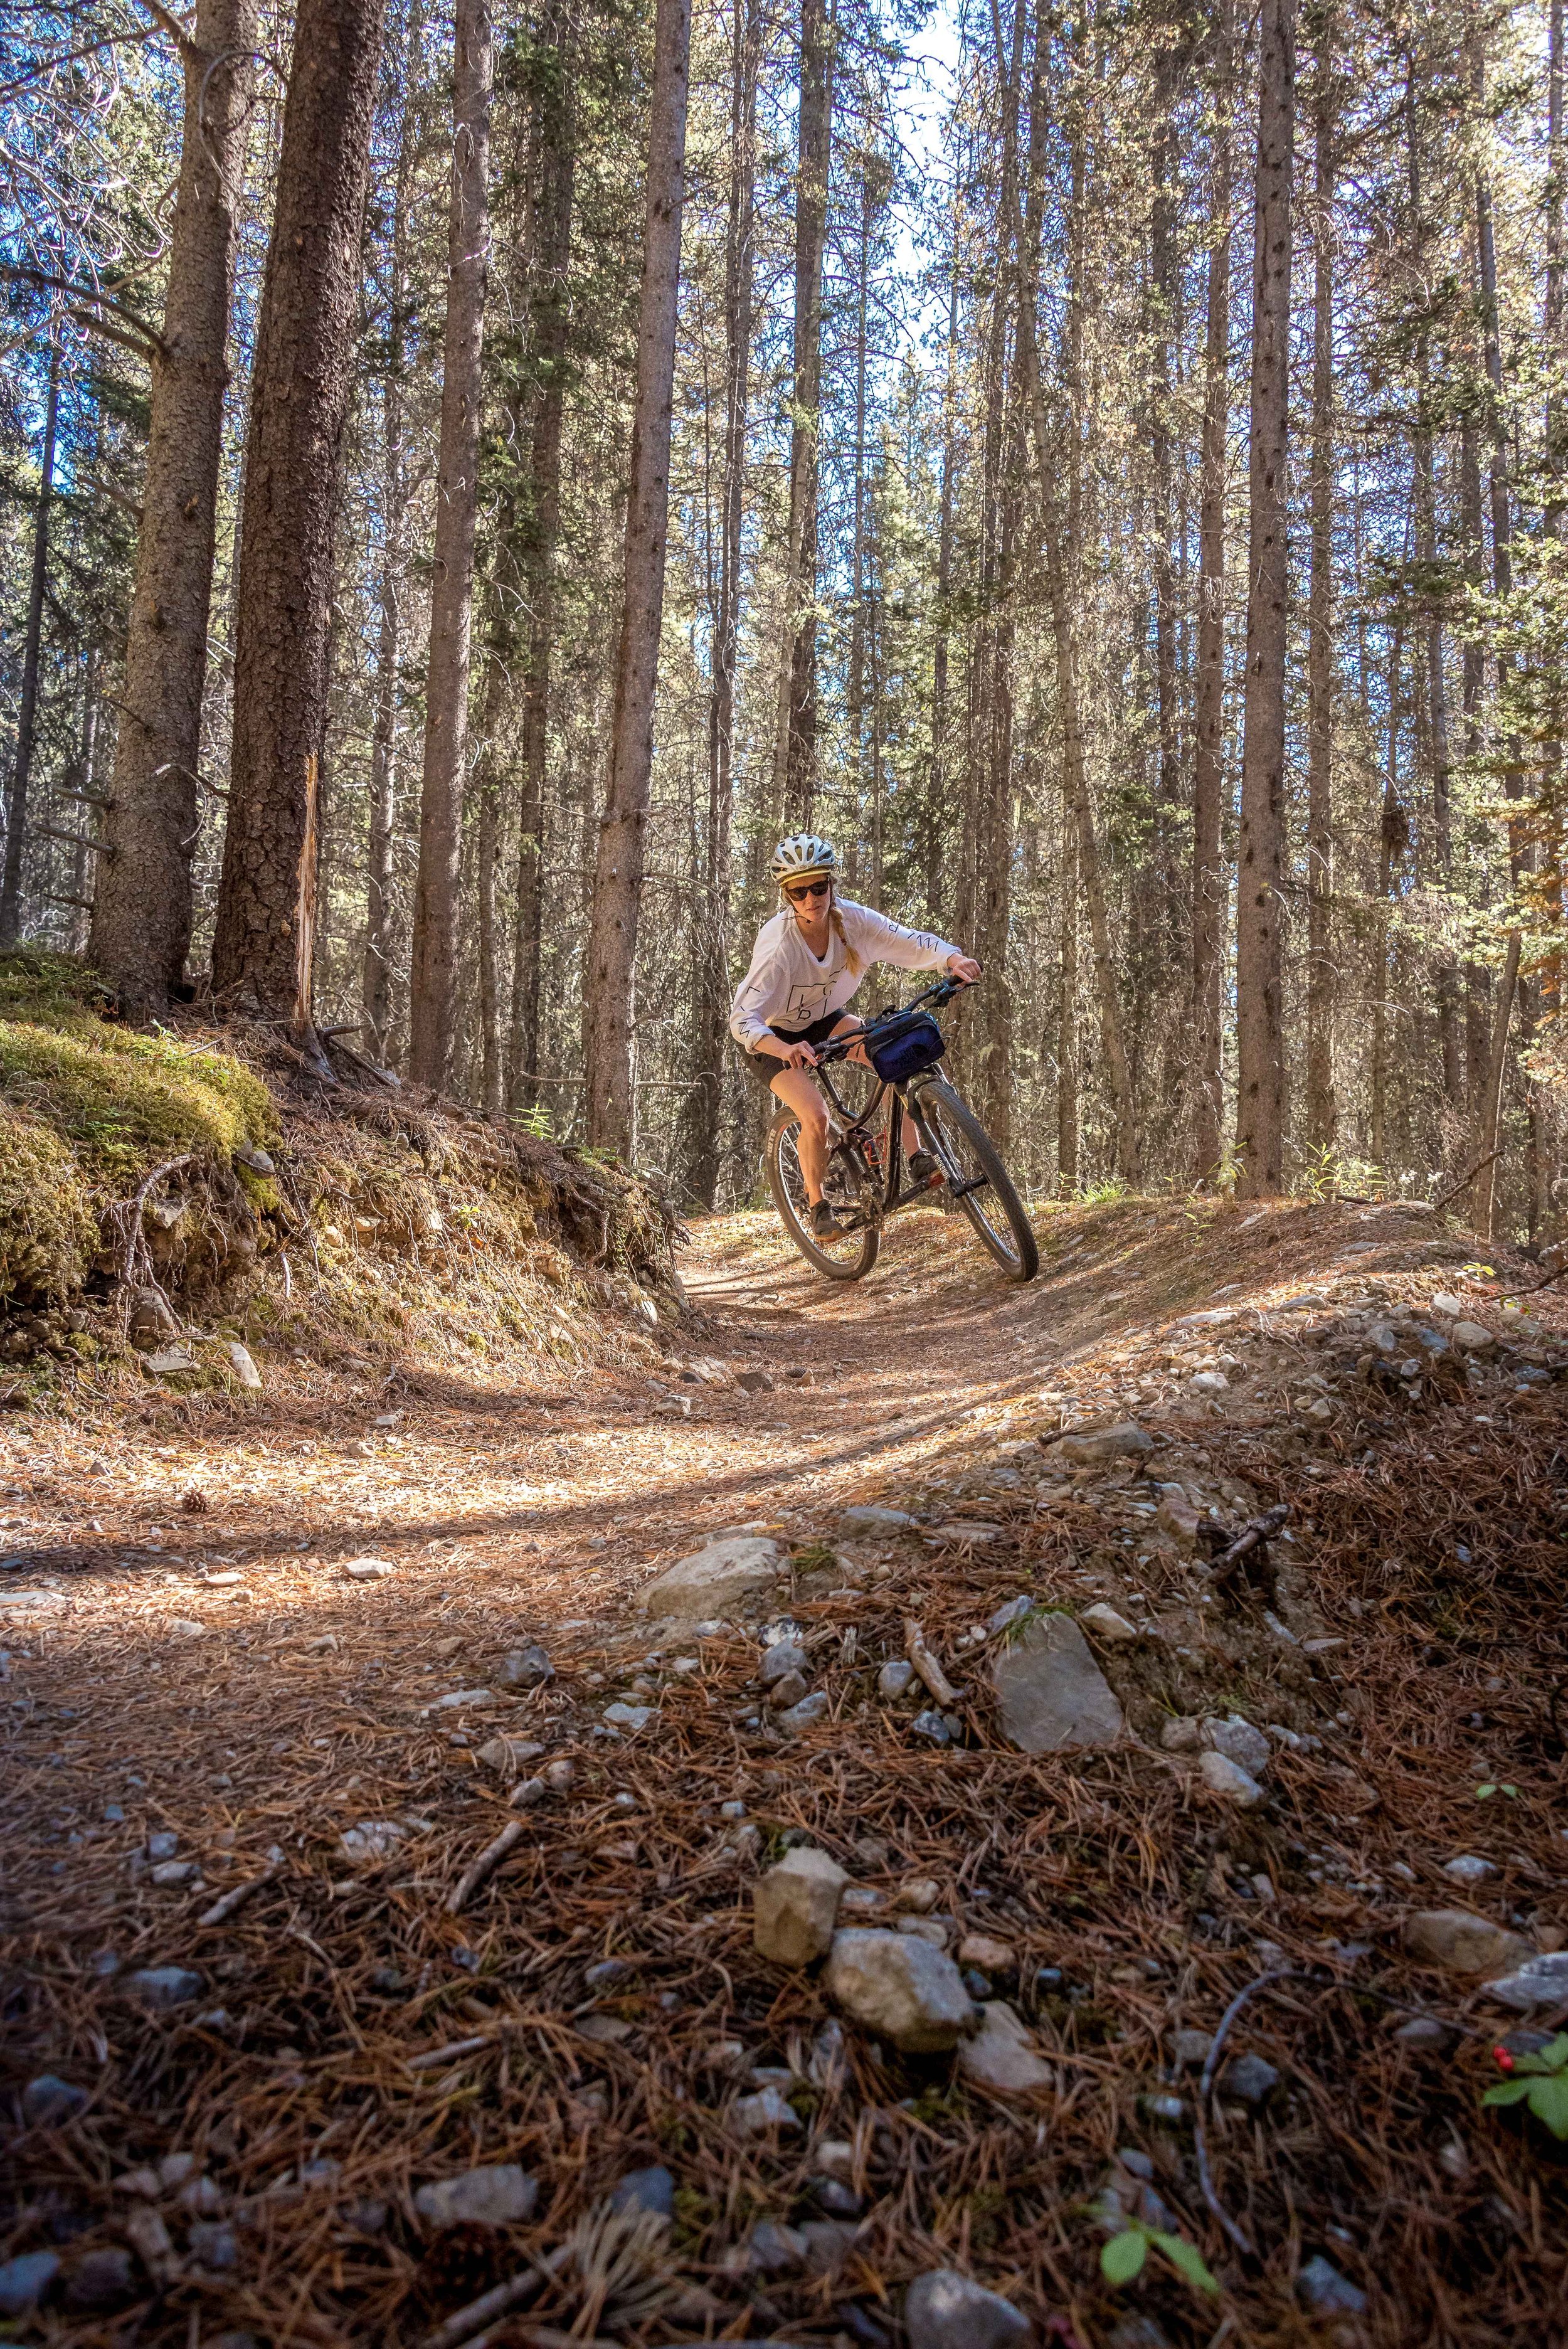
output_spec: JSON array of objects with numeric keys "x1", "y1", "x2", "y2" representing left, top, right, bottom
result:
[{"x1": 729, "y1": 898, "x2": 962, "y2": 1051}]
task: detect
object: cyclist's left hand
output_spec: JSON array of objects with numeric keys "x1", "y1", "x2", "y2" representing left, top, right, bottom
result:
[{"x1": 946, "y1": 954, "x2": 982, "y2": 984}]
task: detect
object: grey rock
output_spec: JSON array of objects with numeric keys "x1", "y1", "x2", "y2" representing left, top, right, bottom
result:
[
  {"x1": 1482, "y1": 1951, "x2": 1568, "y2": 2012},
  {"x1": 878, "y1": 1658, "x2": 916, "y2": 1699},
  {"x1": 1160, "y1": 1716, "x2": 1200, "y2": 1752},
  {"x1": 1168, "y1": 2027, "x2": 1213, "y2": 2070},
  {"x1": 608, "y1": 2165, "x2": 675, "y2": 2220},
  {"x1": 151, "y1": 1859, "x2": 199, "y2": 1886},
  {"x1": 731, "y1": 2084, "x2": 799, "y2": 2136},
  {"x1": 65, "y1": 2247, "x2": 135, "y2": 2308},
  {"x1": 1198, "y1": 1751, "x2": 1266, "y2": 1808},
  {"x1": 603, "y1": 1702, "x2": 655, "y2": 1732},
  {"x1": 499, "y1": 1643, "x2": 553, "y2": 1689},
  {"x1": 825, "y1": 1927, "x2": 975, "y2": 2053},
  {"x1": 747, "y1": 2219, "x2": 807, "y2": 2271},
  {"x1": 413, "y1": 2164, "x2": 537, "y2": 2228},
  {"x1": 1081, "y1": 1602, "x2": 1138, "y2": 1643},
  {"x1": 148, "y1": 1830, "x2": 179, "y2": 1861},
  {"x1": 986, "y1": 1595, "x2": 1034, "y2": 1636},
  {"x1": 1394, "y1": 2016, "x2": 1451, "y2": 2050},
  {"x1": 640, "y1": 1534, "x2": 781, "y2": 1621},
  {"x1": 1222, "y1": 2053, "x2": 1279, "y2": 2106},
  {"x1": 754, "y1": 1845, "x2": 847, "y2": 1966},
  {"x1": 1450, "y1": 1320, "x2": 1496, "y2": 1353},
  {"x1": 957, "y1": 2002, "x2": 1053, "y2": 2094},
  {"x1": 897, "y1": 1915, "x2": 951, "y2": 1948},
  {"x1": 146, "y1": 1345, "x2": 196, "y2": 1376},
  {"x1": 909, "y1": 1707, "x2": 952, "y2": 1745},
  {"x1": 840, "y1": 1505, "x2": 917, "y2": 1533},
  {"x1": 992, "y1": 1611, "x2": 1123, "y2": 1752},
  {"x1": 0, "y1": 2252, "x2": 59, "y2": 2316},
  {"x1": 128, "y1": 1288, "x2": 179, "y2": 1349},
  {"x1": 339, "y1": 1819, "x2": 408, "y2": 1865},
  {"x1": 815, "y1": 2178, "x2": 864, "y2": 2217},
  {"x1": 736, "y1": 1367, "x2": 774, "y2": 1394},
  {"x1": 776, "y1": 1689, "x2": 830, "y2": 1734},
  {"x1": 22, "y1": 2073, "x2": 87, "y2": 2126},
  {"x1": 1046, "y1": 1421, "x2": 1153, "y2": 1466},
  {"x1": 906, "y1": 2268, "x2": 1032, "y2": 2349},
  {"x1": 1200, "y1": 1714, "x2": 1271, "y2": 1778},
  {"x1": 767, "y1": 1669, "x2": 810, "y2": 1710},
  {"x1": 800, "y1": 2217, "x2": 861, "y2": 2274},
  {"x1": 1107, "y1": 2320, "x2": 1175, "y2": 2349},
  {"x1": 1404, "y1": 1910, "x2": 1534, "y2": 1976},
  {"x1": 1298, "y1": 2254, "x2": 1368, "y2": 2316},
  {"x1": 761, "y1": 1639, "x2": 810, "y2": 1685},
  {"x1": 122, "y1": 1965, "x2": 203, "y2": 2010},
  {"x1": 476, "y1": 1735, "x2": 545, "y2": 1777},
  {"x1": 1442, "y1": 1853, "x2": 1496, "y2": 1885},
  {"x1": 188, "y1": 2221, "x2": 240, "y2": 2271}
]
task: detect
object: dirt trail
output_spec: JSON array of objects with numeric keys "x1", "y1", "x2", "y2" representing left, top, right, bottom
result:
[{"x1": 3, "y1": 1190, "x2": 1567, "y2": 2347}]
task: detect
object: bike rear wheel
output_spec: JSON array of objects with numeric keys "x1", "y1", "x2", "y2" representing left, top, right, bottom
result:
[
  {"x1": 913, "y1": 1078, "x2": 1039, "y2": 1280},
  {"x1": 766, "y1": 1110, "x2": 880, "y2": 1281}
]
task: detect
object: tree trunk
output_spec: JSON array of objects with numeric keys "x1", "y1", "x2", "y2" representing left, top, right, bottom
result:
[
  {"x1": 0, "y1": 344, "x2": 60, "y2": 948},
  {"x1": 499, "y1": 1, "x2": 575, "y2": 1111},
  {"x1": 682, "y1": 0, "x2": 758, "y2": 1206},
  {"x1": 581, "y1": 0, "x2": 691, "y2": 1154},
  {"x1": 770, "y1": 0, "x2": 833, "y2": 827},
  {"x1": 91, "y1": 0, "x2": 255, "y2": 1002},
  {"x1": 70, "y1": 646, "x2": 102, "y2": 953},
  {"x1": 1475, "y1": 928, "x2": 1522, "y2": 1237},
  {"x1": 475, "y1": 773, "x2": 501, "y2": 1107},
  {"x1": 1234, "y1": 0, "x2": 1296, "y2": 1198},
  {"x1": 1370, "y1": 630, "x2": 1402, "y2": 1172},
  {"x1": 212, "y1": 0, "x2": 388, "y2": 1031},
  {"x1": 1191, "y1": 0, "x2": 1232, "y2": 1184},
  {"x1": 1304, "y1": 15, "x2": 1335, "y2": 1157},
  {"x1": 408, "y1": 0, "x2": 494, "y2": 1091},
  {"x1": 363, "y1": 0, "x2": 423, "y2": 1066}
]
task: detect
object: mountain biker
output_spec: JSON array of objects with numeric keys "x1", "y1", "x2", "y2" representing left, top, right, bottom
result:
[{"x1": 730, "y1": 834, "x2": 982, "y2": 1238}]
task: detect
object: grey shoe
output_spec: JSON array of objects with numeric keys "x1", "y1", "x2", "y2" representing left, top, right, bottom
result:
[
  {"x1": 810, "y1": 1199, "x2": 843, "y2": 1239},
  {"x1": 908, "y1": 1149, "x2": 941, "y2": 1185}
]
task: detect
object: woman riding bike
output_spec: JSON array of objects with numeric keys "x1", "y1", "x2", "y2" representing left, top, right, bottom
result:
[{"x1": 730, "y1": 834, "x2": 982, "y2": 1238}]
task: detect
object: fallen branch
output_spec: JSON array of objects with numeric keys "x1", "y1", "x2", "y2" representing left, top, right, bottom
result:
[
  {"x1": 446, "y1": 1818, "x2": 526, "y2": 1914},
  {"x1": 417, "y1": 2246, "x2": 569, "y2": 2349},
  {"x1": 406, "y1": 2033, "x2": 494, "y2": 2072},
  {"x1": 1430, "y1": 1144, "x2": 1504, "y2": 1217},
  {"x1": 1193, "y1": 1970, "x2": 1290, "y2": 2258},
  {"x1": 197, "y1": 1852, "x2": 283, "y2": 1927},
  {"x1": 904, "y1": 1618, "x2": 961, "y2": 1707}
]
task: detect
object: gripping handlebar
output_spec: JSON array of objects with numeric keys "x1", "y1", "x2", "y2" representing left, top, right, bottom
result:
[{"x1": 814, "y1": 973, "x2": 974, "y2": 1064}]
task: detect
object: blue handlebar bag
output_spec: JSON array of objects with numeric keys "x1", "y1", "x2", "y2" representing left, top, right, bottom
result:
[{"x1": 866, "y1": 1012, "x2": 946, "y2": 1084}]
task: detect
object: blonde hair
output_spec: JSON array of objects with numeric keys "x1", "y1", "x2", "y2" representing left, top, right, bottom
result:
[{"x1": 830, "y1": 897, "x2": 864, "y2": 978}]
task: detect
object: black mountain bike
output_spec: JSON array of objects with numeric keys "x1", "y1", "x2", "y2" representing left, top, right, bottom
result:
[{"x1": 764, "y1": 978, "x2": 1039, "y2": 1284}]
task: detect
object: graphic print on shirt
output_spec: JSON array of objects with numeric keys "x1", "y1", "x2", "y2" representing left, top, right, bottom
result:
[{"x1": 783, "y1": 977, "x2": 837, "y2": 1026}]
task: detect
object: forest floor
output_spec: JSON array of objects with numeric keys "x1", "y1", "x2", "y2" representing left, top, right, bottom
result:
[{"x1": 3, "y1": 1185, "x2": 1567, "y2": 2349}]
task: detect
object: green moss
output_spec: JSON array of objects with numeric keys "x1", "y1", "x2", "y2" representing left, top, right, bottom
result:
[
  {"x1": 0, "y1": 1021, "x2": 277, "y2": 1184},
  {"x1": 0, "y1": 1102, "x2": 99, "y2": 1304}
]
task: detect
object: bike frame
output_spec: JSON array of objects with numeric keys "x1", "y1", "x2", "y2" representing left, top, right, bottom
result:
[{"x1": 805, "y1": 979, "x2": 983, "y2": 1230}]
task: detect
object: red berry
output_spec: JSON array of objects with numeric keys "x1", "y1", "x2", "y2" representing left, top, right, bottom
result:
[{"x1": 1493, "y1": 2045, "x2": 1515, "y2": 2071}]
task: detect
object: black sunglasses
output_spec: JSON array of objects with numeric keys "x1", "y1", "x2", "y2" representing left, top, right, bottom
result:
[{"x1": 785, "y1": 878, "x2": 832, "y2": 903}]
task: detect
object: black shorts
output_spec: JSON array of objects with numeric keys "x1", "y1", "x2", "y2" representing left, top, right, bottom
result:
[{"x1": 738, "y1": 1010, "x2": 859, "y2": 1086}]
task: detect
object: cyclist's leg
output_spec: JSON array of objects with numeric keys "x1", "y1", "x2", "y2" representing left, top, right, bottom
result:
[
  {"x1": 768, "y1": 1065, "x2": 832, "y2": 1203},
  {"x1": 829, "y1": 1018, "x2": 920, "y2": 1157}
]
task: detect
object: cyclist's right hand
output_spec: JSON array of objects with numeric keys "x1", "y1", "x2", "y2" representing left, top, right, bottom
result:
[{"x1": 780, "y1": 1040, "x2": 819, "y2": 1069}]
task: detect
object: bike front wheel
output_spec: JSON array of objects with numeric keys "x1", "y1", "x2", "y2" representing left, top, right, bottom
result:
[
  {"x1": 766, "y1": 1110, "x2": 880, "y2": 1281},
  {"x1": 913, "y1": 1078, "x2": 1039, "y2": 1281}
]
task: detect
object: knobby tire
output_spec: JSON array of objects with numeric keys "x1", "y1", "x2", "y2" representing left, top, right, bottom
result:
[
  {"x1": 766, "y1": 1109, "x2": 880, "y2": 1281},
  {"x1": 914, "y1": 1077, "x2": 1039, "y2": 1280}
]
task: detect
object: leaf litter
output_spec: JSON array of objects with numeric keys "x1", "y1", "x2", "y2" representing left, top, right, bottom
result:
[{"x1": 1, "y1": 1191, "x2": 1565, "y2": 2345}]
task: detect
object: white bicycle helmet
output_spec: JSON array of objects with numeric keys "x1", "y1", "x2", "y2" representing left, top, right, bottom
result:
[{"x1": 770, "y1": 832, "x2": 838, "y2": 888}]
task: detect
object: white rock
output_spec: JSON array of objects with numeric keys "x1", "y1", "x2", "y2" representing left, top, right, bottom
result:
[
  {"x1": 342, "y1": 1556, "x2": 395, "y2": 1581},
  {"x1": 1199, "y1": 1751, "x2": 1266, "y2": 1808},
  {"x1": 221, "y1": 1342, "x2": 262, "y2": 1390},
  {"x1": 640, "y1": 1535, "x2": 781, "y2": 1621},
  {"x1": 413, "y1": 2165, "x2": 536, "y2": 2227},
  {"x1": 1430, "y1": 1293, "x2": 1464, "y2": 1317},
  {"x1": 337, "y1": 1820, "x2": 408, "y2": 1865},
  {"x1": 475, "y1": 1736, "x2": 545, "y2": 1776},
  {"x1": 1081, "y1": 1603, "x2": 1138, "y2": 1643},
  {"x1": 145, "y1": 1347, "x2": 196, "y2": 1376},
  {"x1": 1451, "y1": 1320, "x2": 1496, "y2": 1352},
  {"x1": 1482, "y1": 1951, "x2": 1568, "y2": 2011},
  {"x1": 603, "y1": 1702, "x2": 655, "y2": 1732},
  {"x1": 878, "y1": 1658, "x2": 916, "y2": 1699},
  {"x1": 840, "y1": 1505, "x2": 917, "y2": 1532},
  {"x1": 957, "y1": 2002, "x2": 1053, "y2": 2095},
  {"x1": 426, "y1": 1687, "x2": 492, "y2": 1712},
  {"x1": 1191, "y1": 1370, "x2": 1229, "y2": 1395},
  {"x1": 1441, "y1": 1854, "x2": 1497, "y2": 1885},
  {"x1": 824, "y1": 1928, "x2": 975, "y2": 2052},
  {"x1": 753, "y1": 1847, "x2": 847, "y2": 1966}
]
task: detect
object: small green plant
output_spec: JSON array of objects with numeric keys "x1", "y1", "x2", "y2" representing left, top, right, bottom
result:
[
  {"x1": 1483, "y1": 2033, "x2": 1568, "y2": 2140},
  {"x1": 1101, "y1": 2220, "x2": 1219, "y2": 2298},
  {"x1": 789, "y1": 1539, "x2": 839, "y2": 1574},
  {"x1": 1475, "y1": 1781, "x2": 1518, "y2": 1800}
]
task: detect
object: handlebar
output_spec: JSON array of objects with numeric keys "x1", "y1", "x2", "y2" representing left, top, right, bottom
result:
[{"x1": 814, "y1": 973, "x2": 975, "y2": 1064}]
